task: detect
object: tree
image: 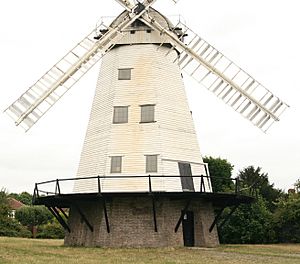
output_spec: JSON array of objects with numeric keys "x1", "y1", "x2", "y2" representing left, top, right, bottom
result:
[
  {"x1": 238, "y1": 166, "x2": 283, "y2": 211},
  {"x1": 219, "y1": 197, "x2": 275, "y2": 244},
  {"x1": 273, "y1": 187, "x2": 300, "y2": 242},
  {"x1": 203, "y1": 156, "x2": 234, "y2": 192},
  {"x1": 0, "y1": 189, "x2": 31, "y2": 237},
  {"x1": 294, "y1": 179, "x2": 300, "y2": 193},
  {"x1": 15, "y1": 206, "x2": 52, "y2": 238},
  {"x1": 37, "y1": 221, "x2": 65, "y2": 239},
  {"x1": 0, "y1": 189, "x2": 9, "y2": 217}
]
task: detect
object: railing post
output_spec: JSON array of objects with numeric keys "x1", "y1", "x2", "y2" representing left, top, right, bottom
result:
[
  {"x1": 98, "y1": 176, "x2": 102, "y2": 195},
  {"x1": 200, "y1": 175, "x2": 205, "y2": 193},
  {"x1": 32, "y1": 183, "x2": 39, "y2": 204},
  {"x1": 235, "y1": 177, "x2": 239, "y2": 194},
  {"x1": 35, "y1": 183, "x2": 39, "y2": 198},
  {"x1": 56, "y1": 179, "x2": 61, "y2": 195},
  {"x1": 148, "y1": 175, "x2": 152, "y2": 193}
]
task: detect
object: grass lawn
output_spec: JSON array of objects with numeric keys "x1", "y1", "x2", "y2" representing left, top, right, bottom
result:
[{"x1": 0, "y1": 237, "x2": 300, "y2": 264}]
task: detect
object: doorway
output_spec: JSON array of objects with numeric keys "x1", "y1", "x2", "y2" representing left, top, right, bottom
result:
[
  {"x1": 182, "y1": 210, "x2": 195, "y2": 247},
  {"x1": 178, "y1": 162, "x2": 195, "y2": 192}
]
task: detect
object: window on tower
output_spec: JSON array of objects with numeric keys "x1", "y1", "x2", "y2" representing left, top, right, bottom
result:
[
  {"x1": 111, "y1": 156, "x2": 122, "y2": 173},
  {"x1": 113, "y1": 106, "x2": 128, "y2": 124},
  {"x1": 118, "y1": 68, "x2": 131, "y2": 80},
  {"x1": 146, "y1": 155, "x2": 158, "y2": 173},
  {"x1": 140, "y1": 104, "x2": 155, "y2": 123}
]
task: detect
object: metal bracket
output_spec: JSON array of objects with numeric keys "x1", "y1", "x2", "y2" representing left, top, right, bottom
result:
[
  {"x1": 102, "y1": 197, "x2": 110, "y2": 233},
  {"x1": 151, "y1": 195, "x2": 158, "y2": 232},
  {"x1": 209, "y1": 204, "x2": 240, "y2": 232},
  {"x1": 174, "y1": 199, "x2": 191, "y2": 233},
  {"x1": 58, "y1": 207, "x2": 69, "y2": 220},
  {"x1": 148, "y1": 175, "x2": 158, "y2": 232},
  {"x1": 218, "y1": 204, "x2": 239, "y2": 230},
  {"x1": 47, "y1": 206, "x2": 70, "y2": 233},
  {"x1": 74, "y1": 204, "x2": 94, "y2": 232},
  {"x1": 209, "y1": 207, "x2": 225, "y2": 233}
]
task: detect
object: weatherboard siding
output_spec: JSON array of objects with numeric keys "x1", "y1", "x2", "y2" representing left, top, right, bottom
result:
[{"x1": 74, "y1": 43, "x2": 210, "y2": 193}]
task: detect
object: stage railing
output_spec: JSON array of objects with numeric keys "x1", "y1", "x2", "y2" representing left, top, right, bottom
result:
[{"x1": 33, "y1": 175, "x2": 255, "y2": 203}]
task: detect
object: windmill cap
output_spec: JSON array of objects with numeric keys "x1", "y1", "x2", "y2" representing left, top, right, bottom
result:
[
  {"x1": 110, "y1": 7, "x2": 175, "y2": 31},
  {"x1": 107, "y1": 7, "x2": 183, "y2": 48}
]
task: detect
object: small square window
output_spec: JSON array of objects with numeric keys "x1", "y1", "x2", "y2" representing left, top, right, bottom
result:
[
  {"x1": 140, "y1": 105, "x2": 155, "y2": 123},
  {"x1": 118, "y1": 68, "x2": 131, "y2": 80},
  {"x1": 113, "y1": 106, "x2": 128, "y2": 124},
  {"x1": 111, "y1": 156, "x2": 122, "y2": 173},
  {"x1": 146, "y1": 155, "x2": 158, "y2": 173}
]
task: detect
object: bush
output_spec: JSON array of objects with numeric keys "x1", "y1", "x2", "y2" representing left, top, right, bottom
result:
[
  {"x1": 0, "y1": 218, "x2": 31, "y2": 238},
  {"x1": 219, "y1": 198, "x2": 276, "y2": 244},
  {"x1": 37, "y1": 222, "x2": 65, "y2": 239},
  {"x1": 273, "y1": 194, "x2": 300, "y2": 242}
]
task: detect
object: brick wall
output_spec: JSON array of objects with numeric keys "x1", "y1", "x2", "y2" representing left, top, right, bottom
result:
[{"x1": 64, "y1": 196, "x2": 219, "y2": 247}]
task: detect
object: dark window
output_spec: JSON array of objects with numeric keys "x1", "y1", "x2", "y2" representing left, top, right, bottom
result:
[
  {"x1": 113, "y1": 106, "x2": 128, "y2": 124},
  {"x1": 146, "y1": 155, "x2": 158, "y2": 173},
  {"x1": 118, "y1": 68, "x2": 131, "y2": 80},
  {"x1": 140, "y1": 104, "x2": 155, "y2": 123},
  {"x1": 111, "y1": 156, "x2": 122, "y2": 173}
]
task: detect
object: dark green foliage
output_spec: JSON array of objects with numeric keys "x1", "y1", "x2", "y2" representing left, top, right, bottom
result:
[
  {"x1": 0, "y1": 189, "x2": 10, "y2": 218},
  {"x1": 37, "y1": 221, "x2": 65, "y2": 239},
  {"x1": 0, "y1": 218, "x2": 31, "y2": 238},
  {"x1": 0, "y1": 189, "x2": 31, "y2": 238},
  {"x1": 15, "y1": 206, "x2": 52, "y2": 227},
  {"x1": 211, "y1": 164, "x2": 286, "y2": 244},
  {"x1": 238, "y1": 166, "x2": 283, "y2": 211},
  {"x1": 15, "y1": 205, "x2": 53, "y2": 237},
  {"x1": 203, "y1": 156, "x2": 234, "y2": 192},
  {"x1": 1, "y1": 190, "x2": 64, "y2": 239},
  {"x1": 273, "y1": 192, "x2": 300, "y2": 242},
  {"x1": 219, "y1": 197, "x2": 275, "y2": 244}
]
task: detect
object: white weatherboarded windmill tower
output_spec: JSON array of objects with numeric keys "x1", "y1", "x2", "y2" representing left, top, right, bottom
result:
[{"x1": 5, "y1": 0, "x2": 288, "y2": 247}]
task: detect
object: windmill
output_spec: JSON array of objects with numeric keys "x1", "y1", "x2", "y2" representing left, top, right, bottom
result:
[{"x1": 5, "y1": 0, "x2": 288, "y2": 247}]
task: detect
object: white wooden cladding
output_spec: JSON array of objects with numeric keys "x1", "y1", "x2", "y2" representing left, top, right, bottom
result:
[{"x1": 74, "y1": 44, "x2": 211, "y2": 193}]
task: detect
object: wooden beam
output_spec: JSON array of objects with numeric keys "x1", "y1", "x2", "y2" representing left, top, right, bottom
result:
[
  {"x1": 47, "y1": 206, "x2": 70, "y2": 233},
  {"x1": 74, "y1": 204, "x2": 94, "y2": 232},
  {"x1": 209, "y1": 207, "x2": 225, "y2": 233},
  {"x1": 174, "y1": 199, "x2": 191, "y2": 233}
]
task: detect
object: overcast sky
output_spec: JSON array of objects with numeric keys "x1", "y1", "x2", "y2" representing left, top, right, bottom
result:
[{"x1": 0, "y1": 0, "x2": 299, "y2": 194}]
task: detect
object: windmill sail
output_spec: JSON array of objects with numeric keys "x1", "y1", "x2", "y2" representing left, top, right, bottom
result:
[
  {"x1": 5, "y1": 0, "x2": 158, "y2": 131},
  {"x1": 141, "y1": 18, "x2": 289, "y2": 132},
  {"x1": 5, "y1": 21, "x2": 124, "y2": 131}
]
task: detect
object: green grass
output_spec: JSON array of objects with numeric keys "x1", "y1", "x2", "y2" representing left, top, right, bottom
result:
[{"x1": 0, "y1": 237, "x2": 300, "y2": 264}]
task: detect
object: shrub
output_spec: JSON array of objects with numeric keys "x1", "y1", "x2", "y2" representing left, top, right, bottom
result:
[{"x1": 37, "y1": 222, "x2": 65, "y2": 239}]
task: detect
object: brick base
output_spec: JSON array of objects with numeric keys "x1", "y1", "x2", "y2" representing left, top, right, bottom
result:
[{"x1": 64, "y1": 196, "x2": 219, "y2": 247}]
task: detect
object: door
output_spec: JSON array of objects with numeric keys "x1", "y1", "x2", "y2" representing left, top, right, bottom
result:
[
  {"x1": 178, "y1": 162, "x2": 195, "y2": 191},
  {"x1": 182, "y1": 211, "x2": 195, "y2": 247}
]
